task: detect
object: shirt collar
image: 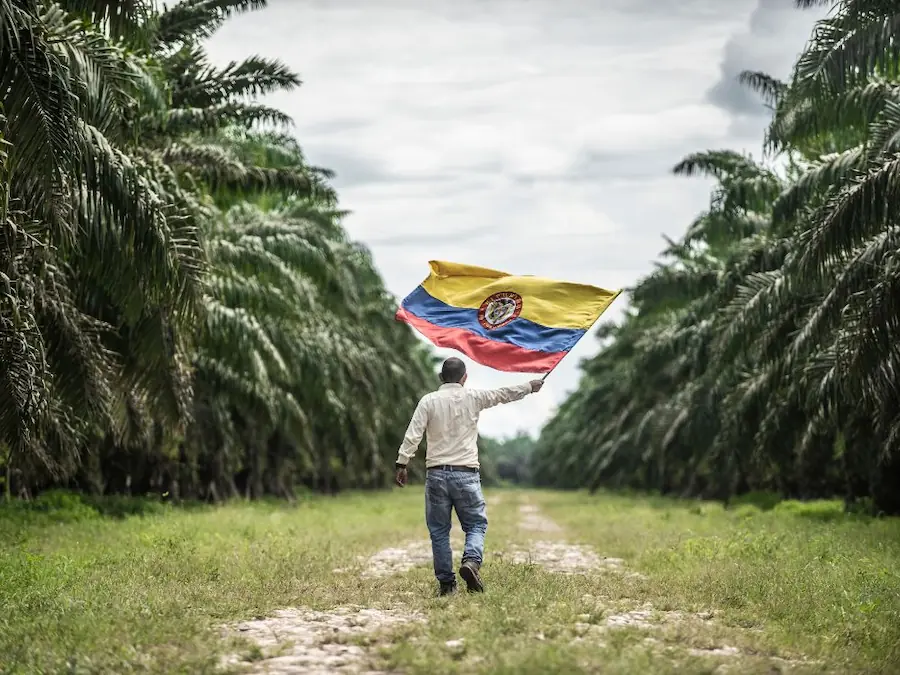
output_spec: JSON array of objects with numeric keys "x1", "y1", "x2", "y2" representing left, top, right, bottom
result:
[{"x1": 439, "y1": 383, "x2": 462, "y2": 390}]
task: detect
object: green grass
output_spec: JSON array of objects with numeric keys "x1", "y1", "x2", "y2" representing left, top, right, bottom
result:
[{"x1": 1, "y1": 488, "x2": 898, "y2": 674}]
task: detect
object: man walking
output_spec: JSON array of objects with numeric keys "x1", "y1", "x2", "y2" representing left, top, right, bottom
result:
[{"x1": 394, "y1": 357, "x2": 544, "y2": 596}]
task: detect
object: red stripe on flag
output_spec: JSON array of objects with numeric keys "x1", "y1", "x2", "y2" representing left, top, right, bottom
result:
[{"x1": 396, "y1": 307, "x2": 565, "y2": 373}]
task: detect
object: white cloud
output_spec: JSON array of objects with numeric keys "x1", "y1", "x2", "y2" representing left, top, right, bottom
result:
[{"x1": 205, "y1": 0, "x2": 822, "y2": 438}]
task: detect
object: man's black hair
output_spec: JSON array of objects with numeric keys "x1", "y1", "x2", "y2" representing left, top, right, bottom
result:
[{"x1": 440, "y1": 357, "x2": 466, "y2": 383}]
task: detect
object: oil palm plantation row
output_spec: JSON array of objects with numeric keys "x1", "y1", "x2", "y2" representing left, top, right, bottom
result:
[
  {"x1": 1, "y1": 0, "x2": 434, "y2": 500},
  {"x1": 532, "y1": 0, "x2": 900, "y2": 514}
]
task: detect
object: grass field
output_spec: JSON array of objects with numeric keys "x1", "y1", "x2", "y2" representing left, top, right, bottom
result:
[{"x1": 1, "y1": 488, "x2": 898, "y2": 674}]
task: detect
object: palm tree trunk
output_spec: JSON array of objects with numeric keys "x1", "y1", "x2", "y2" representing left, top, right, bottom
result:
[{"x1": 2, "y1": 442, "x2": 11, "y2": 502}]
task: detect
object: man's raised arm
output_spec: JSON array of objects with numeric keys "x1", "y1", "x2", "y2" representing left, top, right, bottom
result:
[{"x1": 471, "y1": 379, "x2": 544, "y2": 411}]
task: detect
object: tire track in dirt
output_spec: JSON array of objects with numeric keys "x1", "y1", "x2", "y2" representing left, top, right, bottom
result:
[
  {"x1": 498, "y1": 501, "x2": 644, "y2": 577},
  {"x1": 508, "y1": 501, "x2": 823, "y2": 672},
  {"x1": 332, "y1": 529, "x2": 466, "y2": 578},
  {"x1": 220, "y1": 606, "x2": 422, "y2": 674},
  {"x1": 222, "y1": 521, "x2": 464, "y2": 671}
]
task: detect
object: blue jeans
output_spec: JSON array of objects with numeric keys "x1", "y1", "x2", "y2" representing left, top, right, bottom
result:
[{"x1": 425, "y1": 468, "x2": 488, "y2": 584}]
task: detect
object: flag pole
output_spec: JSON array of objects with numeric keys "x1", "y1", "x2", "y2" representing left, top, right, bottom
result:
[{"x1": 539, "y1": 362, "x2": 560, "y2": 381}]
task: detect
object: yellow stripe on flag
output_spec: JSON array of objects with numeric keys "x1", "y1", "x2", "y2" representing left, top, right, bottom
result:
[{"x1": 420, "y1": 260, "x2": 621, "y2": 331}]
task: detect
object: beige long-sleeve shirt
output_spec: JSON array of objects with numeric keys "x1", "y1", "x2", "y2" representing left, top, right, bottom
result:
[{"x1": 396, "y1": 382, "x2": 534, "y2": 469}]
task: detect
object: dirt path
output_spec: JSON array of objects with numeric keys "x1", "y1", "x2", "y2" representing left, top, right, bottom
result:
[
  {"x1": 220, "y1": 494, "x2": 821, "y2": 674},
  {"x1": 220, "y1": 497, "x2": 648, "y2": 673},
  {"x1": 500, "y1": 502, "x2": 637, "y2": 575}
]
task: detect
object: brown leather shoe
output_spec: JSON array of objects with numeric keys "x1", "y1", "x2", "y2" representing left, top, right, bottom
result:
[{"x1": 459, "y1": 560, "x2": 484, "y2": 593}]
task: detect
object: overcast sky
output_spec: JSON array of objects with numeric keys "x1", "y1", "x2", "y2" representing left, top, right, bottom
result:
[{"x1": 206, "y1": 0, "x2": 828, "y2": 439}]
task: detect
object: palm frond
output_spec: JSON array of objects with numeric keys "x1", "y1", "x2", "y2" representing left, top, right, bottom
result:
[{"x1": 155, "y1": 0, "x2": 267, "y2": 47}]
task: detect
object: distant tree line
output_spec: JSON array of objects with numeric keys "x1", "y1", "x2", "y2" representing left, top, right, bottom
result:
[
  {"x1": 532, "y1": 0, "x2": 900, "y2": 515},
  {"x1": 479, "y1": 432, "x2": 536, "y2": 486}
]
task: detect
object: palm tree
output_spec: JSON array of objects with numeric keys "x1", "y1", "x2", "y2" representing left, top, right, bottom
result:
[
  {"x1": 2, "y1": 0, "x2": 436, "y2": 500},
  {"x1": 534, "y1": 150, "x2": 789, "y2": 499},
  {"x1": 1, "y1": 0, "x2": 205, "y2": 494},
  {"x1": 533, "y1": 0, "x2": 900, "y2": 514},
  {"x1": 186, "y1": 192, "x2": 434, "y2": 500}
]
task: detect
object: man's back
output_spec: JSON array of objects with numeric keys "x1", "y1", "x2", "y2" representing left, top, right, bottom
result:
[{"x1": 396, "y1": 381, "x2": 534, "y2": 469}]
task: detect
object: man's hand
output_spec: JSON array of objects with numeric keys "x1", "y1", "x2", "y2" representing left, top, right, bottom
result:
[
  {"x1": 530, "y1": 379, "x2": 544, "y2": 393},
  {"x1": 395, "y1": 465, "x2": 408, "y2": 487}
]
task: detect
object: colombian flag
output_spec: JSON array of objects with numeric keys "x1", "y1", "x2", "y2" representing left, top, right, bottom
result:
[{"x1": 396, "y1": 261, "x2": 621, "y2": 373}]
